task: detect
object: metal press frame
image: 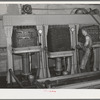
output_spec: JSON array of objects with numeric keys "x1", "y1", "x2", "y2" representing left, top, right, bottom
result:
[{"x1": 3, "y1": 14, "x2": 100, "y2": 84}]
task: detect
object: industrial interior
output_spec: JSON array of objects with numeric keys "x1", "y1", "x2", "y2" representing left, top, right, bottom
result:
[{"x1": 1, "y1": 4, "x2": 100, "y2": 88}]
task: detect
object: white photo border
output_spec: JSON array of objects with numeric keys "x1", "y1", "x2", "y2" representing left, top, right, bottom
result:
[{"x1": 0, "y1": 1, "x2": 100, "y2": 99}]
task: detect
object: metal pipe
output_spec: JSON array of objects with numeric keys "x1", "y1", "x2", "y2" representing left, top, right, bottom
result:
[
  {"x1": 29, "y1": 53, "x2": 32, "y2": 73},
  {"x1": 55, "y1": 58, "x2": 62, "y2": 75},
  {"x1": 10, "y1": 70, "x2": 13, "y2": 87},
  {"x1": 9, "y1": 69, "x2": 24, "y2": 88},
  {"x1": 67, "y1": 57, "x2": 71, "y2": 73},
  {"x1": 63, "y1": 57, "x2": 67, "y2": 70},
  {"x1": 62, "y1": 57, "x2": 69, "y2": 75},
  {"x1": 22, "y1": 53, "x2": 30, "y2": 76}
]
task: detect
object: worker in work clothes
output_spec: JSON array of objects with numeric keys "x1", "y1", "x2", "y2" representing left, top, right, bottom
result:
[{"x1": 77, "y1": 28, "x2": 94, "y2": 73}]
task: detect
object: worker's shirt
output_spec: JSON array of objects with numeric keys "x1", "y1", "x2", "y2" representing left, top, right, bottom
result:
[{"x1": 84, "y1": 35, "x2": 92, "y2": 49}]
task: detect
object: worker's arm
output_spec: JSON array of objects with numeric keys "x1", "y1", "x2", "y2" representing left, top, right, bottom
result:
[
  {"x1": 77, "y1": 36, "x2": 90, "y2": 51},
  {"x1": 76, "y1": 42, "x2": 83, "y2": 49},
  {"x1": 84, "y1": 36, "x2": 90, "y2": 47}
]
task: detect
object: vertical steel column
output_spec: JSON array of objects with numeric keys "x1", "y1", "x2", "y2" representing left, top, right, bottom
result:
[
  {"x1": 55, "y1": 58, "x2": 62, "y2": 75},
  {"x1": 69, "y1": 25, "x2": 77, "y2": 74},
  {"x1": 75, "y1": 25, "x2": 80, "y2": 73},
  {"x1": 22, "y1": 53, "x2": 30, "y2": 76},
  {"x1": 36, "y1": 25, "x2": 50, "y2": 78},
  {"x1": 43, "y1": 25, "x2": 50, "y2": 77},
  {"x1": 4, "y1": 26, "x2": 15, "y2": 83}
]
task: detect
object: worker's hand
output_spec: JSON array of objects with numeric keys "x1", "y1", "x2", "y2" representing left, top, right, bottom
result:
[{"x1": 76, "y1": 45, "x2": 81, "y2": 49}]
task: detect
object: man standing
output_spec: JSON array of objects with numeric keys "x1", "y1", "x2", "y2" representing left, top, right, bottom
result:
[{"x1": 77, "y1": 28, "x2": 94, "y2": 73}]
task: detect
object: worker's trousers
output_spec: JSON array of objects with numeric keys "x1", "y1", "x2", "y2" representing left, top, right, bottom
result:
[{"x1": 80, "y1": 48, "x2": 91, "y2": 70}]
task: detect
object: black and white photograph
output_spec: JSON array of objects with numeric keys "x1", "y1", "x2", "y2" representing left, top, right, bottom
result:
[{"x1": 1, "y1": 3, "x2": 100, "y2": 90}]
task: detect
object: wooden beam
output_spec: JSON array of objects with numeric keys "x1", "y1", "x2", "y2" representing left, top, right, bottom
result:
[
  {"x1": 48, "y1": 51, "x2": 74, "y2": 58},
  {"x1": 3, "y1": 15, "x2": 100, "y2": 26},
  {"x1": 12, "y1": 46, "x2": 41, "y2": 54},
  {"x1": 92, "y1": 44, "x2": 100, "y2": 48},
  {"x1": 37, "y1": 71, "x2": 100, "y2": 82},
  {"x1": 54, "y1": 79, "x2": 100, "y2": 89}
]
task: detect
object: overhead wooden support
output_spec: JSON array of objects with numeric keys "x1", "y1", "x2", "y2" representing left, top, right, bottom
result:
[{"x1": 3, "y1": 15, "x2": 100, "y2": 26}]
